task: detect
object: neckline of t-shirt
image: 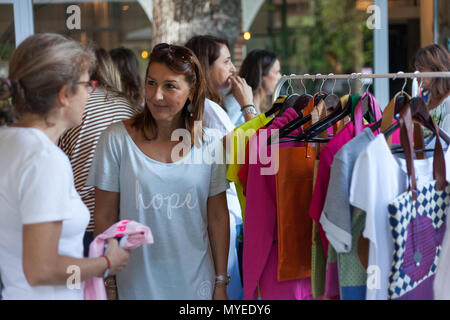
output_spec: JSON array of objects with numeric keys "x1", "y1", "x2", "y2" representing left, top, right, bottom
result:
[
  {"x1": 119, "y1": 121, "x2": 194, "y2": 167},
  {"x1": 377, "y1": 133, "x2": 449, "y2": 178},
  {"x1": 4, "y1": 126, "x2": 53, "y2": 144}
]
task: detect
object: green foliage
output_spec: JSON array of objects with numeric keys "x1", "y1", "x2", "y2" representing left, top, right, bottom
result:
[{"x1": 264, "y1": 0, "x2": 373, "y2": 77}]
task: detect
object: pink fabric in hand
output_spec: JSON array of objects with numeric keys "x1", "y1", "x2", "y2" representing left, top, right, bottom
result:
[{"x1": 84, "y1": 220, "x2": 154, "y2": 300}]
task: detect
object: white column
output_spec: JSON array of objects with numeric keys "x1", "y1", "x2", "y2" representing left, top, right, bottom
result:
[
  {"x1": 13, "y1": 0, "x2": 34, "y2": 46},
  {"x1": 374, "y1": 0, "x2": 389, "y2": 109}
]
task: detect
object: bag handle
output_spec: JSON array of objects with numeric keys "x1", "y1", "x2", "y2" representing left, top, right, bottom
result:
[{"x1": 398, "y1": 104, "x2": 446, "y2": 201}]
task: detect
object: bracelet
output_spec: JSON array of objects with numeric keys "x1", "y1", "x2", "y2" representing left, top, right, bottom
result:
[
  {"x1": 102, "y1": 255, "x2": 111, "y2": 278},
  {"x1": 240, "y1": 104, "x2": 255, "y2": 111},
  {"x1": 104, "y1": 277, "x2": 117, "y2": 288},
  {"x1": 242, "y1": 106, "x2": 258, "y2": 116},
  {"x1": 215, "y1": 274, "x2": 231, "y2": 285},
  {"x1": 215, "y1": 282, "x2": 227, "y2": 289}
]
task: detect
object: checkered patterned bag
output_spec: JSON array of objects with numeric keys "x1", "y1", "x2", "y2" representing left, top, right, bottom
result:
[
  {"x1": 386, "y1": 100, "x2": 448, "y2": 300},
  {"x1": 388, "y1": 181, "x2": 450, "y2": 299}
]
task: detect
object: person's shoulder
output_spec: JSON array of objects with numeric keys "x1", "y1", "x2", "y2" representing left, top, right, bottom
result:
[
  {"x1": 204, "y1": 98, "x2": 223, "y2": 112},
  {"x1": 441, "y1": 94, "x2": 450, "y2": 112}
]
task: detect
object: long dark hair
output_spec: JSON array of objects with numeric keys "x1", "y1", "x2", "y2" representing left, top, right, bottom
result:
[
  {"x1": 185, "y1": 35, "x2": 229, "y2": 107},
  {"x1": 414, "y1": 44, "x2": 450, "y2": 107},
  {"x1": 239, "y1": 49, "x2": 278, "y2": 113},
  {"x1": 110, "y1": 47, "x2": 144, "y2": 108},
  {"x1": 132, "y1": 43, "x2": 206, "y2": 146}
]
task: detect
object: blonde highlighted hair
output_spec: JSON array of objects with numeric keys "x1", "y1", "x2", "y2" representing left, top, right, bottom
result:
[{"x1": 0, "y1": 33, "x2": 95, "y2": 123}]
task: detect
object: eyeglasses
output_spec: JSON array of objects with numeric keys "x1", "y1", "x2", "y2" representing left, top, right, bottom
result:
[{"x1": 76, "y1": 80, "x2": 98, "y2": 94}]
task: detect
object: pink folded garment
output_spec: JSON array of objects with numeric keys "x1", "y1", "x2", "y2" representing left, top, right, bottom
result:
[{"x1": 84, "y1": 220, "x2": 154, "y2": 300}]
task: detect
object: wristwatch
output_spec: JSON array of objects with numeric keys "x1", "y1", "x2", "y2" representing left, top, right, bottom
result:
[{"x1": 241, "y1": 104, "x2": 258, "y2": 116}]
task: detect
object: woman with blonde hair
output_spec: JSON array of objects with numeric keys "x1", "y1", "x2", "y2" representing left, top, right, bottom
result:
[
  {"x1": 0, "y1": 33, "x2": 130, "y2": 300},
  {"x1": 58, "y1": 48, "x2": 138, "y2": 259}
]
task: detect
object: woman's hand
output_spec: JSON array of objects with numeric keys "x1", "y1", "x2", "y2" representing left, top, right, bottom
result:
[
  {"x1": 230, "y1": 76, "x2": 254, "y2": 108},
  {"x1": 213, "y1": 286, "x2": 228, "y2": 300},
  {"x1": 104, "y1": 238, "x2": 130, "y2": 276}
]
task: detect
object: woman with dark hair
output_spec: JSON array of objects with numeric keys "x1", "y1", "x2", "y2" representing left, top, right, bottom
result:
[
  {"x1": 225, "y1": 49, "x2": 281, "y2": 126},
  {"x1": 185, "y1": 35, "x2": 255, "y2": 130},
  {"x1": 0, "y1": 33, "x2": 130, "y2": 300},
  {"x1": 88, "y1": 43, "x2": 230, "y2": 300},
  {"x1": 109, "y1": 47, "x2": 144, "y2": 108},
  {"x1": 414, "y1": 44, "x2": 450, "y2": 135}
]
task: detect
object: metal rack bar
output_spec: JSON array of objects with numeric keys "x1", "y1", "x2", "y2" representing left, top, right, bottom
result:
[{"x1": 273, "y1": 72, "x2": 450, "y2": 102}]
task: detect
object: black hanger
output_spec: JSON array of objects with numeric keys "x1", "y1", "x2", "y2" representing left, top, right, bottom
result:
[
  {"x1": 266, "y1": 93, "x2": 327, "y2": 145},
  {"x1": 293, "y1": 94, "x2": 313, "y2": 115},
  {"x1": 265, "y1": 93, "x2": 302, "y2": 128},
  {"x1": 265, "y1": 95, "x2": 287, "y2": 118},
  {"x1": 294, "y1": 94, "x2": 351, "y2": 141}
]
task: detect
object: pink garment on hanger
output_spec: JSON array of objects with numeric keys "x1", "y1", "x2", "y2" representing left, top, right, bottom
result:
[
  {"x1": 241, "y1": 108, "x2": 313, "y2": 300},
  {"x1": 84, "y1": 220, "x2": 153, "y2": 300}
]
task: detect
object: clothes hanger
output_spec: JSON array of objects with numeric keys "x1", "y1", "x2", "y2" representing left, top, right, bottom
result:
[
  {"x1": 265, "y1": 95, "x2": 287, "y2": 118},
  {"x1": 323, "y1": 74, "x2": 340, "y2": 112},
  {"x1": 267, "y1": 89, "x2": 327, "y2": 145},
  {"x1": 292, "y1": 73, "x2": 360, "y2": 141},
  {"x1": 384, "y1": 96, "x2": 450, "y2": 154},
  {"x1": 290, "y1": 75, "x2": 314, "y2": 115},
  {"x1": 370, "y1": 73, "x2": 410, "y2": 133}
]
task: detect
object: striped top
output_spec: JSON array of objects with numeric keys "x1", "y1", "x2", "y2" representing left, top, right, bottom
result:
[{"x1": 58, "y1": 87, "x2": 138, "y2": 232}]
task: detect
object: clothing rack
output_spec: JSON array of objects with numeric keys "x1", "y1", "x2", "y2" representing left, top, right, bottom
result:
[{"x1": 273, "y1": 71, "x2": 450, "y2": 102}]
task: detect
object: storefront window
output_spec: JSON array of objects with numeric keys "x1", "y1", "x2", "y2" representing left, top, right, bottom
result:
[
  {"x1": 33, "y1": 0, "x2": 152, "y2": 75},
  {"x1": 246, "y1": 0, "x2": 374, "y2": 95},
  {"x1": 0, "y1": 3, "x2": 15, "y2": 77}
]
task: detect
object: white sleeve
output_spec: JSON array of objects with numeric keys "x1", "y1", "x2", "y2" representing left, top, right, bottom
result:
[
  {"x1": 349, "y1": 148, "x2": 377, "y2": 245},
  {"x1": 19, "y1": 150, "x2": 73, "y2": 225},
  {"x1": 203, "y1": 99, "x2": 235, "y2": 138}
]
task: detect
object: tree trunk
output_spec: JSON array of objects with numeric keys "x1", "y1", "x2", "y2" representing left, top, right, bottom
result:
[{"x1": 151, "y1": 0, "x2": 241, "y2": 50}]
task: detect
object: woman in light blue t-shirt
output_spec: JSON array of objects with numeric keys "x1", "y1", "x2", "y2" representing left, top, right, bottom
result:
[{"x1": 88, "y1": 43, "x2": 231, "y2": 300}]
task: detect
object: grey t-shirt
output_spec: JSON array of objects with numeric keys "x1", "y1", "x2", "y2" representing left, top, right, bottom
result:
[{"x1": 87, "y1": 122, "x2": 229, "y2": 300}]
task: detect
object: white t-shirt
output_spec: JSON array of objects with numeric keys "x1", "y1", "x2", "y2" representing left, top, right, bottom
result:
[
  {"x1": 0, "y1": 127, "x2": 89, "y2": 300},
  {"x1": 203, "y1": 98, "x2": 235, "y2": 138},
  {"x1": 350, "y1": 133, "x2": 450, "y2": 300}
]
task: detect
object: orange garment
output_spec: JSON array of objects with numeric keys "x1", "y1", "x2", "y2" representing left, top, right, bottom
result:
[{"x1": 275, "y1": 144, "x2": 316, "y2": 281}]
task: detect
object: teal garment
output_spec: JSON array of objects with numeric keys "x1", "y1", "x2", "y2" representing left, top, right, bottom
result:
[{"x1": 87, "y1": 122, "x2": 229, "y2": 300}]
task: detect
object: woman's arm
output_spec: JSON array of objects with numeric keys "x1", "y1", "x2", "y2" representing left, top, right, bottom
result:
[
  {"x1": 207, "y1": 191, "x2": 230, "y2": 300},
  {"x1": 230, "y1": 76, "x2": 257, "y2": 122},
  {"x1": 22, "y1": 221, "x2": 129, "y2": 286},
  {"x1": 93, "y1": 188, "x2": 120, "y2": 237}
]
